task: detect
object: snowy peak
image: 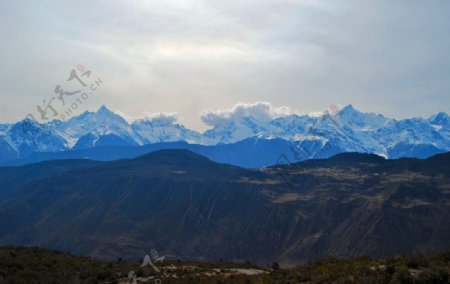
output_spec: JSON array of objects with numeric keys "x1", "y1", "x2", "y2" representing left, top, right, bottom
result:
[
  {"x1": 9, "y1": 118, "x2": 49, "y2": 139},
  {"x1": 92, "y1": 105, "x2": 128, "y2": 124},
  {"x1": 428, "y1": 112, "x2": 450, "y2": 140},
  {"x1": 132, "y1": 114, "x2": 201, "y2": 144},
  {"x1": 97, "y1": 104, "x2": 110, "y2": 113},
  {"x1": 95, "y1": 105, "x2": 126, "y2": 123},
  {"x1": 429, "y1": 112, "x2": 449, "y2": 126},
  {"x1": 0, "y1": 104, "x2": 449, "y2": 161},
  {"x1": 51, "y1": 105, "x2": 141, "y2": 147},
  {"x1": 339, "y1": 104, "x2": 358, "y2": 114},
  {"x1": 335, "y1": 104, "x2": 390, "y2": 130},
  {"x1": 5, "y1": 118, "x2": 67, "y2": 157},
  {"x1": 202, "y1": 117, "x2": 274, "y2": 145},
  {"x1": 64, "y1": 105, "x2": 127, "y2": 128},
  {"x1": 200, "y1": 102, "x2": 287, "y2": 144},
  {"x1": 11, "y1": 117, "x2": 39, "y2": 129}
]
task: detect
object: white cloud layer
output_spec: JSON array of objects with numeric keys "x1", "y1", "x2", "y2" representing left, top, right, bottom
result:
[
  {"x1": 142, "y1": 112, "x2": 179, "y2": 125},
  {"x1": 201, "y1": 102, "x2": 292, "y2": 127}
]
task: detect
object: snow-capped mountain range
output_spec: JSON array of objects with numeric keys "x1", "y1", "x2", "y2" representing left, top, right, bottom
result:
[{"x1": 0, "y1": 104, "x2": 449, "y2": 164}]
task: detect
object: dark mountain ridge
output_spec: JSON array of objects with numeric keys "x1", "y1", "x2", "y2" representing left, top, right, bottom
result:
[
  {"x1": 3, "y1": 137, "x2": 448, "y2": 169},
  {"x1": 0, "y1": 138, "x2": 306, "y2": 168},
  {"x1": 0, "y1": 151, "x2": 449, "y2": 266}
]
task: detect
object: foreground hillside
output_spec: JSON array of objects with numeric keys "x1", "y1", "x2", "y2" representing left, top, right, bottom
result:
[
  {"x1": 0, "y1": 246, "x2": 449, "y2": 283},
  {"x1": 0, "y1": 151, "x2": 449, "y2": 266}
]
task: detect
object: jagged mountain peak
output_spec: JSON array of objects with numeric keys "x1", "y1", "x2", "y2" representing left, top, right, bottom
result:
[
  {"x1": 5, "y1": 117, "x2": 67, "y2": 157},
  {"x1": 1, "y1": 104, "x2": 449, "y2": 163},
  {"x1": 97, "y1": 104, "x2": 109, "y2": 112},
  {"x1": 59, "y1": 105, "x2": 126, "y2": 128},
  {"x1": 10, "y1": 118, "x2": 44, "y2": 133},
  {"x1": 94, "y1": 105, "x2": 127, "y2": 122},
  {"x1": 339, "y1": 104, "x2": 357, "y2": 113},
  {"x1": 15, "y1": 117, "x2": 40, "y2": 126},
  {"x1": 429, "y1": 112, "x2": 449, "y2": 125},
  {"x1": 47, "y1": 105, "x2": 140, "y2": 148},
  {"x1": 334, "y1": 105, "x2": 390, "y2": 131},
  {"x1": 336, "y1": 104, "x2": 387, "y2": 119}
]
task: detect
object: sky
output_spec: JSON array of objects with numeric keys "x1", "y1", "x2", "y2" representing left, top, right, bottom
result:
[{"x1": 0, "y1": 0, "x2": 449, "y2": 131}]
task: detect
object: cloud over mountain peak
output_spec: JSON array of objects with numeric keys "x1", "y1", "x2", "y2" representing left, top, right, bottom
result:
[
  {"x1": 140, "y1": 112, "x2": 180, "y2": 125},
  {"x1": 201, "y1": 102, "x2": 292, "y2": 127}
]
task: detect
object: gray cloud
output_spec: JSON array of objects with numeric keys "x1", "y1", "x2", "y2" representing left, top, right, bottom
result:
[
  {"x1": 141, "y1": 112, "x2": 179, "y2": 125},
  {"x1": 201, "y1": 102, "x2": 292, "y2": 127},
  {"x1": 0, "y1": 0, "x2": 449, "y2": 131}
]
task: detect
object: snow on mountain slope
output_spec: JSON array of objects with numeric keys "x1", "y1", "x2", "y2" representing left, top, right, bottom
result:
[
  {"x1": 199, "y1": 104, "x2": 449, "y2": 158},
  {"x1": 0, "y1": 124, "x2": 10, "y2": 135},
  {"x1": 1, "y1": 104, "x2": 448, "y2": 162},
  {"x1": 387, "y1": 141, "x2": 444, "y2": 159},
  {"x1": 4, "y1": 118, "x2": 67, "y2": 158},
  {"x1": 429, "y1": 112, "x2": 450, "y2": 140},
  {"x1": 202, "y1": 115, "x2": 280, "y2": 145},
  {"x1": 48, "y1": 105, "x2": 142, "y2": 148},
  {"x1": 73, "y1": 133, "x2": 137, "y2": 150},
  {"x1": 377, "y1": 118, "x2": 450, "y2": 150},
  {"x1": 265, "y1": 108, "x2": 382, "y2": 156},
  {"x1": 201, "y1": 104, "x2": 284, "y2": 145},
  {"x1": 269, "y1": 114, "x2": 312, "y2": 139},
  {"x1": 429, "y1": 112, "x2": 450, "y2": 127},
  {"x1": 330, "y1": 105, "x2": 390, "y2": 154},
  {"x1": 334, "y1": 104, "x2": 391, "y2": 130},
  {"x1": 131, "y1": 113, "x2": 202, "y2": 144}
]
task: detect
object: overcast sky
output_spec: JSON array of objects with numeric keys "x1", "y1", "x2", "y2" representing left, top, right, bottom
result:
[{"x1": 0, "y1": 0, "x2": 449, "y2": 131}]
